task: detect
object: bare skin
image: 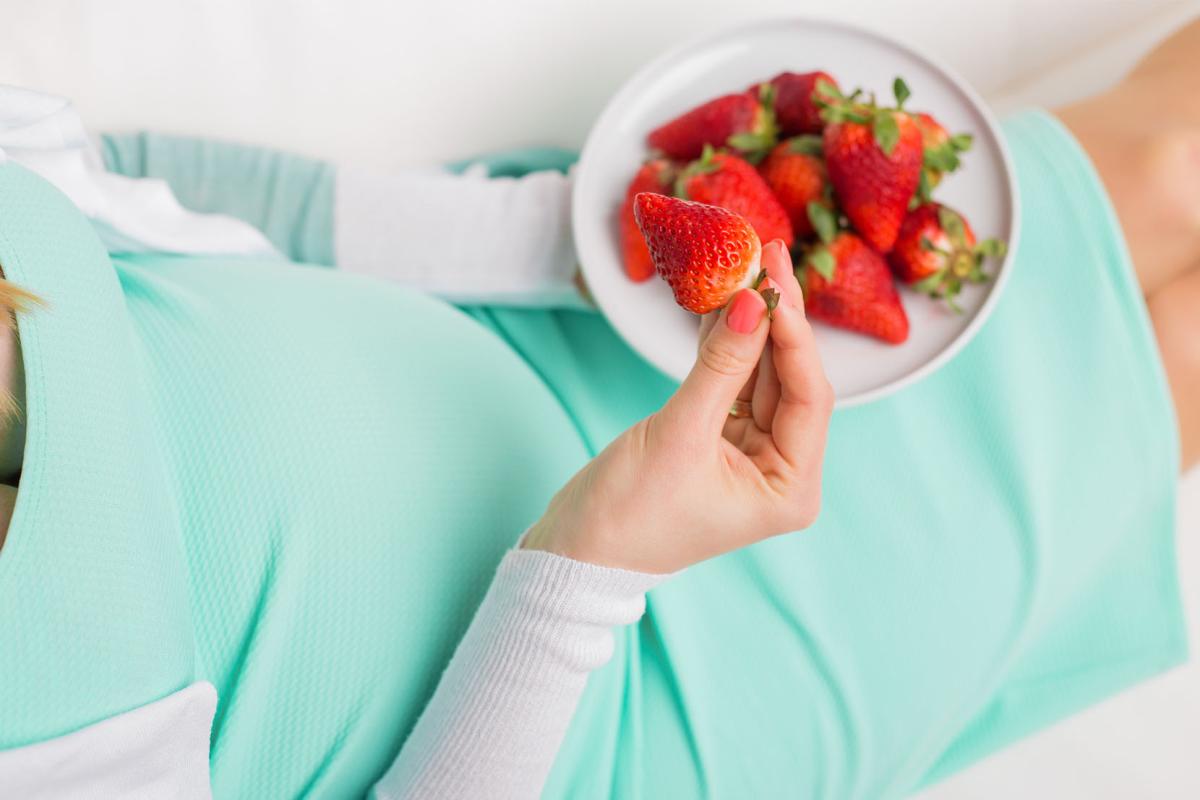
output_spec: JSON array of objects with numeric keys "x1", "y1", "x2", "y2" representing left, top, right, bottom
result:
[{"x1": 1056, "y1": 17, "x2": 1200, "y2": 468}]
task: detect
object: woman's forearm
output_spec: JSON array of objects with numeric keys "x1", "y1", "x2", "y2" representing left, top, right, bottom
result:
[{"x1": 371, "y1": 546, "x2": 667, "y2": 800}]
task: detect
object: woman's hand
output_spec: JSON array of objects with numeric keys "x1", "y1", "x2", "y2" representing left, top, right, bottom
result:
[{"x1": 523, "y1": 240, "x2": 833, "y2": 574}]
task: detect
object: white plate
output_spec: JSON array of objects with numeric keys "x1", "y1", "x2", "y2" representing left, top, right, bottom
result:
[{"x1": 573, "y1": 16, "x2": 1019, "y2": 407}]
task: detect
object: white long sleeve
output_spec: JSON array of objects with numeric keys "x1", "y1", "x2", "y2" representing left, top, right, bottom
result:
[
  {"x1": 335, "y1": 163, "x2": 587, "y2": 309},
  {"x1": 371, "y1": 547, "x2": 669, "y2": 800}
]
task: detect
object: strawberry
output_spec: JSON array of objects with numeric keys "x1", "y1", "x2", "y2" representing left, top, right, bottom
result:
[
  {"x1": 675, "y1": 147, "x2": 794, "y2": 248},
  {"x1": 758, "y1": 135, "x2": 830, "y2": 238},
  {"x1": 913, "y1": 112, "x2": 973, "y2": 202},
  {"x1": 620, "y1": 159, "x2": 677, "y2": 282},
  {"x1": 633, "y1": 193, "x2": 764, "y2": 315},
  {"x1": 756, "y1": 71, "x2": 839, "y2": 135},
  {"x1": 821, "y1": 78, "x2": 923, "y2": 253},
  {"x1": 799, "y1": 230, "x2": 909, "y2": 344},
  {"x1": 647, "y1": 90, "x2": 777, "y2": 163},
  {"x1": 890, "y1": 203, "x2": 1006, "y2": 309}
]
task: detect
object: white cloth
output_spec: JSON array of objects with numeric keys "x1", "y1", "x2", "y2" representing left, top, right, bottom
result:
[
  {"x1": 373, "y1": 548, "x2": 667, "y2": 799},
  {"x1": 0, "y1": 682, "x2": 217, "y2": 799},
  {"x1": 336, "y1": 162, "x2": 585, "y2": 308},
  {"x1": 0, "y1": 547, "x2": 666, "y2": 799},
  {"x1": 0, "y1": 85, "x2": 276, "y2": 257}
]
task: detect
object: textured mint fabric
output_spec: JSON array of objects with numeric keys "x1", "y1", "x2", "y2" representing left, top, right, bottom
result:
[
  {"x1": 0, "y1": 162, "x2": 197, "y2": 752},
  {"x1": 102, "y1": 132, "x2": 336, "y2": 265},
  {"x1": 0, "y1": 109, "x2": 1176, "y2": 799},
  {"x1": 0, "y1": 161, "x2": 588, "y2": 796}
]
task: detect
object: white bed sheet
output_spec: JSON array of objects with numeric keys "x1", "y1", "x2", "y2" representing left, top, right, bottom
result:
[{"x1": 1, "y1": 0, "x2": 1197, "y2": 795}]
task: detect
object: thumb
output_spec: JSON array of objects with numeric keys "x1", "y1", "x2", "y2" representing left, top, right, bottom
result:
[{"x1": 661, "y1": 288, "x2": 769, "y2": 436}]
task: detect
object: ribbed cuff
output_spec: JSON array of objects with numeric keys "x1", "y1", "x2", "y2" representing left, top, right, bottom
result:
[{"x1": 372, "y1": 544, "x2": 669, "y2": 800}]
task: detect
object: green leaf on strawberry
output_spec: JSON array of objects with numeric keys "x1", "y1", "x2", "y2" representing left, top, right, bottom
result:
[
  {"x1": 788, "y1": 134, "x2": 824, "y2": 156},
  {"x1": 872, "y1": 111, "x2": 900, "y2": 157},
  {"x1": 807, "y1": 201, "x2": 838, "y2": 245},
  {"x1": 914, "y1": 169, "x2": 933, "y2": 206},
  {"x1": 976, "y1": 238, "x2": 1007, "y2": 259},
  {"x1": 938, "y1": 206, "x2": 966, "y2": 240},
  {"x1": 809, "y1": 248, "x2": 836, "y2": 281},
  {"x1": 815, "y1": 78, "x2": 843, "y2": 101}
]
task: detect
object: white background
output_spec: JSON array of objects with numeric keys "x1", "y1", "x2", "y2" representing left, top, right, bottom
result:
[{"x1": 3, "y1": 0, "x2": 1199, "y2": 795}]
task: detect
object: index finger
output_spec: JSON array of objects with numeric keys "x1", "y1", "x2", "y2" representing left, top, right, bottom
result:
[
  {"x1": 697, "y1": 312, "x2": 719, "y2": 350},
  {"x1": 769, "y1": 284, "x2": 834, "y2": 468}
]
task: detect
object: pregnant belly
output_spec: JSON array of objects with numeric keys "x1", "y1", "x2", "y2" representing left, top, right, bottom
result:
[{"x1": 117, "y1": 254, "x2": 589, "y2": 797}]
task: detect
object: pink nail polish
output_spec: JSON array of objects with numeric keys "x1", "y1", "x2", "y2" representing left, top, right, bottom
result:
[{"x1": 726, "y1": 290, "x2": 765, "y2": 334}]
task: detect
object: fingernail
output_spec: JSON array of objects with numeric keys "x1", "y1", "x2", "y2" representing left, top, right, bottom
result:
[{"x1": 726, "y1": 289, "x2": 765, "y2": 334}]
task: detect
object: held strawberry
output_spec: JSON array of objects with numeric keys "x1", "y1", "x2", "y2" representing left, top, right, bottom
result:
[
  {"x1": 913, "y1": 112, "x2": 974, "y2": 203},
  {"x1": 647, "y1": 89, "x2": 777, "y2": 163},
  {"x1": 758, "y1": 135, "x2": 830, "y2": 238},
  {"x1": 819, "y1": 77, "x2": 923, "y2": 253},
  {"x1": 798, "y1": 207, "x2": 909, "y2": 344},
  {"x1": 620, "y1": 159, "x2": 677, "y2": 282},
  {"x1": 752, "y1": 71, "x2": 839, "y2": 136},
  {"x1": 890, "y1": 203, "x2": 1006, "y2": 310},
  {"x1": 676, "y1": 146, "x2": 795, "y2": 248},
  {"x1": 633, "y1": 193, "x2": 776, "y2": 315}
]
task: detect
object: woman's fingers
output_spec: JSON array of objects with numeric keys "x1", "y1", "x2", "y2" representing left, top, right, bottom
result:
[
  {"x1": 762, "y1": 239, "x2": 803, "y2": 308},
  {"x1": 661, "y1": 288, "x2": 770, "y2": 439},
  {"x1": 750, "y1": 241, "x2": 800, "y2": 431},
  {"x1": 752, "y1": 340, "x2": 779, "y2": 430},
  {"x1": 768, "y1": 276, "x2": 834, "y2": 469},
  {"x1": 697, "y1": 311, "x2": 719, "y2": 347}
]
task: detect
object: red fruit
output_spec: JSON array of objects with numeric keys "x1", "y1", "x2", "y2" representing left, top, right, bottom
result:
[
  {"x1": 823, "y1": 111, "x2": 922, "y2": 253},
  {"x1": 817, "y1": 77, "x2": 922, "y2": 253},
  {"x1": 890, "y1": 203, "x2": 1005, "y2": 308},
  {"x1": 676, "y1": 148, "x2": 794, "y2": 248},
  {"x1": 633, "y1": 193, "x2": 762, "y2": 315},
  {"x1": 758, "y1": 136, "x2": 829, "y2": 238},
  {"x1": 620, "y1": 159, "x2": 676, "y2": 282},
  {"x1": 758, "y1": 71, "x2": 838, "y2": 135},
  {"x1": 913, "y1": 112, "x2": 973, "y2": 201},
  {"x1": 915, "y1": 113, "x2": 950, "y2": 153},
  {"x1": 647, "y1": 92, "x2": 776, "y2": 162},
  {"x1": 800, "y1": 232, "x2": 909, "y2": 344}
]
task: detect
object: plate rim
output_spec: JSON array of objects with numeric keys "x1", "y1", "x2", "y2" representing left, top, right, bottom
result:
[{"x1": 572, "y1": 14, "x2": 1022, "y2": 407}]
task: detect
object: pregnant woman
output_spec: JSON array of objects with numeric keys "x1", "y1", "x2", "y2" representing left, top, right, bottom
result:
[{"x1": 0, "y1": 18, "x2": 1197, "y2": 800}]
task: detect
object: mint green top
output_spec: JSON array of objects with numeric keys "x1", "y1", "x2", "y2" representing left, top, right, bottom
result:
[{"x1": 0, "y1": 110, "x2": 1185, "y2": 799}]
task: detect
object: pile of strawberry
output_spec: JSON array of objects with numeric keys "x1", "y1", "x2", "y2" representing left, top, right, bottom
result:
[{"x1": 621, "y1": 71, "x2": 1005, "y2": 344}]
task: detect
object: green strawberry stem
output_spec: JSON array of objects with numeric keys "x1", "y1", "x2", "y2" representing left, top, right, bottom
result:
[
  {"x1": 808, "y1": 247, "x2": 836, "y2": 281},
  {"x1": 788, "y1": 134, "x2": 824, "y2": 156},
  {"x1": 727, "y1": 84, "x2": 778, "y2": 164},
  {"x1": 674, "y1": 145, "x2": 721, "y2": 198},
  {"x1": 807, "y1": 201, "x2": 839, "y2": 245},
  {"x1": 913, "y1": 212, "x2": 1008, "y2": 310},
  {"x1": 817, "y1": 75, "x2": 912, "y2": 156}
]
